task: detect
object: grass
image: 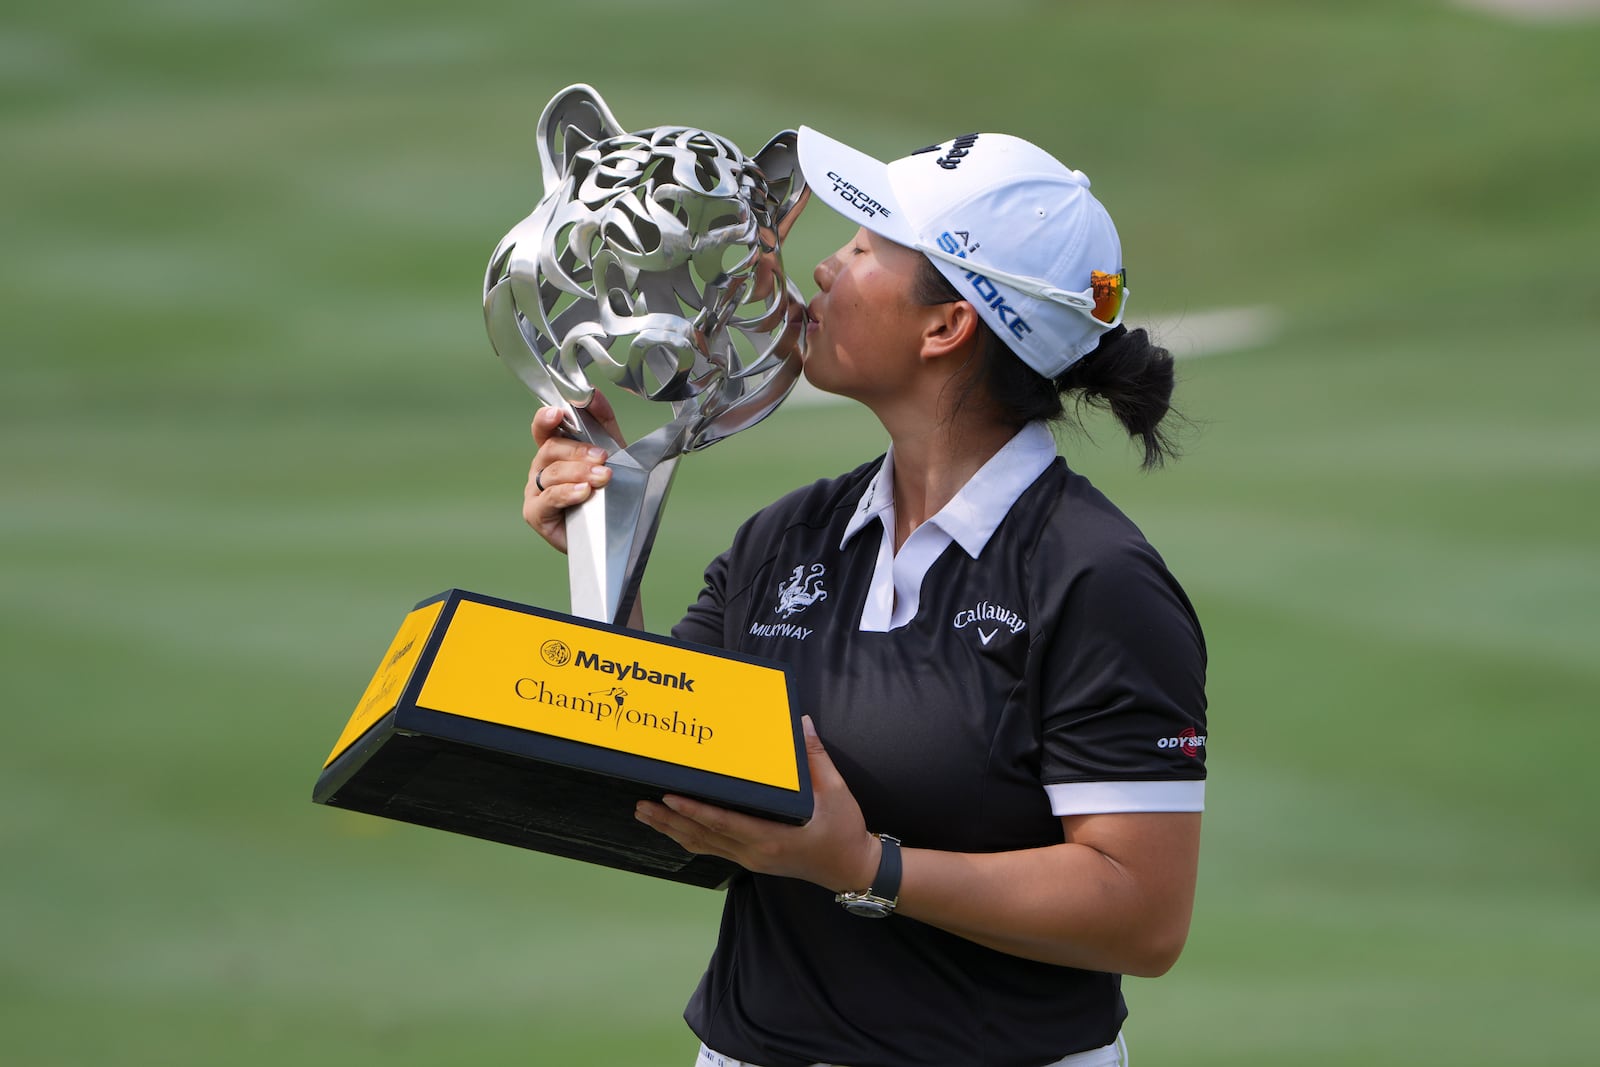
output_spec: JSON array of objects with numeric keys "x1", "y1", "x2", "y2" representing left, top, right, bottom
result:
[{"x1": 3, "y1": 1, "x2": 1598, "y2": 1063}]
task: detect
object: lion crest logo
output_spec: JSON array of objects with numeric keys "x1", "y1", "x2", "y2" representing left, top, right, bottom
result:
[{"x1": 775, "y1": 563, "x2": 828, "y2": 619}]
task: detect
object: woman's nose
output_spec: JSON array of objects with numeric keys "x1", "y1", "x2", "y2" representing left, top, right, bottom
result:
[{"x1": 813, "y1": 254, "x2": 837, "y2": 292}]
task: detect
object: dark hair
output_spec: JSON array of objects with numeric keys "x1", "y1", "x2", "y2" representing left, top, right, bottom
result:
[{"x1": 913, "y1": 256, "x2": 1181, "y2": 469}]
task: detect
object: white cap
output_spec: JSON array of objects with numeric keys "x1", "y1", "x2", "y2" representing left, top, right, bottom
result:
[{"x1": 797, "y1": 126, "x2": 1128, "y2": 377}]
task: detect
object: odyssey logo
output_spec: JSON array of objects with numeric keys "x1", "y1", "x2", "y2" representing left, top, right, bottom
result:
[
  {"x1": 1157, "y1": 728, "x2": 1207, "y2": 759},
  {"x1": 952, "y1": 599, "x2": 1026, "y2": 646}
]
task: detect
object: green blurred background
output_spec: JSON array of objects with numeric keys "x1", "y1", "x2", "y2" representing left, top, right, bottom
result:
[{"x1": 4, "y1": 0, "x2": 1597, "y2": 1063}]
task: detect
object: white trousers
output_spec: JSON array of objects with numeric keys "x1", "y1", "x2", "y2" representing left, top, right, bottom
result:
[{"x1": 695, "y1": 1032, "x2": 1128, "y2": 1067}]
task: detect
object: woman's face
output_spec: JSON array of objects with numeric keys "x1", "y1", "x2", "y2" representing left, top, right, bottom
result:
[{"x1": 804, "y1": 227, "x2": 933, "y2": 403}]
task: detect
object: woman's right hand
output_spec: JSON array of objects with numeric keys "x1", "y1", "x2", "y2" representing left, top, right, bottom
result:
[{"x1": 522, "y1": 393, "x2": 625, "y2": 555}]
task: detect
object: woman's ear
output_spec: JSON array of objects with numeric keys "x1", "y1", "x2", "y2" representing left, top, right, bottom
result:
[{"x1": 920, "y1": 300, "x2": 982, "y2": 364}]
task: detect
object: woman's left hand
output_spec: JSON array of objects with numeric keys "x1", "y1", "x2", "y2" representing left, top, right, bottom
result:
[{"x1": 635, "y1": 715, "x2": 880, "y2": 894}]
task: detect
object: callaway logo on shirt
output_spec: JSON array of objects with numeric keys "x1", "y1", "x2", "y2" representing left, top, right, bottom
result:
[{"x1": 952, "y1": 599, "x2": 1027, "y2": 645}]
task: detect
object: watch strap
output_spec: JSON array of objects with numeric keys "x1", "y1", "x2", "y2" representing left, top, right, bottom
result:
[
  {"x1": 835, "y1": 833, "x2": 902, "y2": 916},
  {"x1": 871, "y1": 833, "x2": 902, "y2": 902}
]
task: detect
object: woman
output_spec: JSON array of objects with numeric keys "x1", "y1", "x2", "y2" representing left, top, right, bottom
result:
[{"x1": 523, "y1": 127, "x2": 1208, "y2": 1067}]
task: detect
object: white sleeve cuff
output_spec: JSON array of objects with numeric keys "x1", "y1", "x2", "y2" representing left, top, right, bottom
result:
[{"x1": 1045, "y1": 779, "x2": 1205, "y2": 816}]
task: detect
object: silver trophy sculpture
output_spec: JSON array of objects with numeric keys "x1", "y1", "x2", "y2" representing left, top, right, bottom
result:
[{"x1": 485, "y1": 84, "x2": 809, "y2": 626}]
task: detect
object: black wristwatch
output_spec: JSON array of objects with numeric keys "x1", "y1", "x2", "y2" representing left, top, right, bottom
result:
[{"x1": 835, "y1": 834, "x2": 902, "y2": 918}]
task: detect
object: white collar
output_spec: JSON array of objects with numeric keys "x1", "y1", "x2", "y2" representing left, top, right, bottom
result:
[
  {"x1": 841, "y1": 420, "x2": 1058, "y2": 558},
  {"x1": 840, "y1": 421, "x2": 1058, "y2": 632}
]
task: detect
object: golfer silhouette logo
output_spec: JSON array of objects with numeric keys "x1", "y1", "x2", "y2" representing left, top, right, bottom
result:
[{"x1": 591, "y1": 686, "x2": 628, "y2": 710}]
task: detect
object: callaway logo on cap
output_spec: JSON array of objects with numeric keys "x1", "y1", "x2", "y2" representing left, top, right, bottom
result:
[{"x1": 798, "y1": 127, "x2": 1128, "y2": 377}]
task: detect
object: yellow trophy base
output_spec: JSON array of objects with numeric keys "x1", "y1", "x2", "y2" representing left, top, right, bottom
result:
[{"x1": 312, "y1": 589, "x2": 811, "y2": 888}]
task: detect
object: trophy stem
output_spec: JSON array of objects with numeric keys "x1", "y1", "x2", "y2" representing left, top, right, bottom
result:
[{"x1": 564, "y1": 454, "x2": 681, "y2": 626}]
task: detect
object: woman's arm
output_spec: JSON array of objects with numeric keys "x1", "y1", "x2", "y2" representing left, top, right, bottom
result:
[
  {"x1": 898, "y1": 810, "x2": 1200, "y2": 977},
  {"x1": 635, "y1": 717, "x2": 1201, "y2": 977}
]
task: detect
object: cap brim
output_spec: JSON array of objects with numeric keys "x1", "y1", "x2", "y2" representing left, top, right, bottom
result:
[{"x1": 797, "y1": 126, "x2": 919, "y2": 248}]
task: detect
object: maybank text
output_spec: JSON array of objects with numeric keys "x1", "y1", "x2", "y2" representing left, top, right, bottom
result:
[{"x1": 573, "y1": 650, "x2": 695, "y2": 692}]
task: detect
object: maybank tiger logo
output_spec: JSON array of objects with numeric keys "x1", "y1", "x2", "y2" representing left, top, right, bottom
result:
[{"x1": 775, "y1": 563, "x2": 828, "y2": 619}]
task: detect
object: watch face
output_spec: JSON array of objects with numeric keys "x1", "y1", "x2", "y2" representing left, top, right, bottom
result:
[{"x1": 841, "y1": 897, "x2": 892, "y2": 918}]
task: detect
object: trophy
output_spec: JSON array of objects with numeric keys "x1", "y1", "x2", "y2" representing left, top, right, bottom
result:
[
  {"x1": 312, "y1": 86, "x2": 813, "y2": 888},
  {"x1": 485, "y1": 84, "x2": 809, "y2": 625}
]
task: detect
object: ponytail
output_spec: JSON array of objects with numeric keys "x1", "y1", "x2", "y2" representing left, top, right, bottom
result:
[{"x1": 1057, "y1": 325, "x2": 1180, "y2": 469}]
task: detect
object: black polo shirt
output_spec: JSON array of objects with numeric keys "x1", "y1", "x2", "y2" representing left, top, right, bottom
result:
[{"x1": 671, "y1": 440, "x2": 1207, "y2": 1067}]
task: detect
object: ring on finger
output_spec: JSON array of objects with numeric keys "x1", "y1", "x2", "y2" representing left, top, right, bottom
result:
[{"x1": 535, "y1": 468, "x2": 547, "y2": 493}]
